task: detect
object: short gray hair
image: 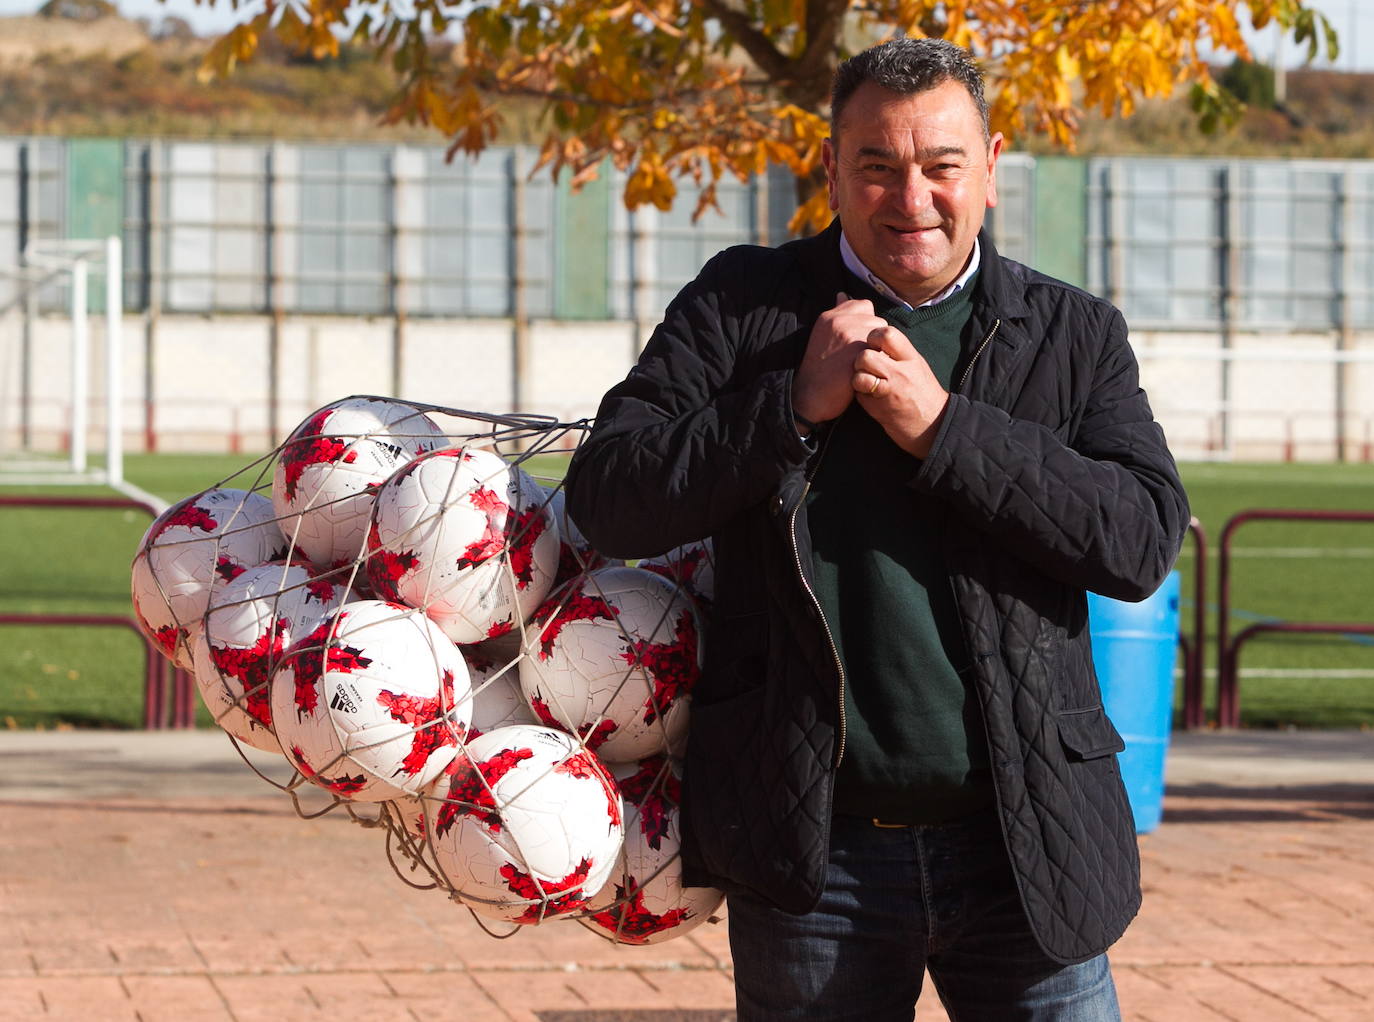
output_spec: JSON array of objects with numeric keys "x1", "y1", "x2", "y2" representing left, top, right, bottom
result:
[{"x1": 830, "y1": 38, "x2": 990, "y2": 142}]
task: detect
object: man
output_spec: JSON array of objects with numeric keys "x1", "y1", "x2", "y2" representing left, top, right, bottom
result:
[{"x1": 565, "y1": 37, "x2": 1188, "y2": 1021}]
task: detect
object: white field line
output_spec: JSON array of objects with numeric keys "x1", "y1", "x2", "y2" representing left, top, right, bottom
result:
[
  {"x1": 1176, "y1": 547, "x2": 1374, "y2": 558},
  {"x1": 1181, "y1": 466, "x2": 1374, "y2": 486},
  {"x1": 1174, "y1": 668, "x2": 1374, "y2": 678},
  {"x1": 112, "y1": 478, "x2": 170, "y2": 515}
]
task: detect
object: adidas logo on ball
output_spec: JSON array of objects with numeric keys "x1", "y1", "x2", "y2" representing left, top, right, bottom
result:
[{"x1": 330, "y1": 687, "x2": 359, "y2": 714}]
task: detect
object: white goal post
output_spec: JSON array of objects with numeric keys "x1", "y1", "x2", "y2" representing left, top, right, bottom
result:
[{"x1": 2, "y1": 235, "x2": 124, "y2": 486}]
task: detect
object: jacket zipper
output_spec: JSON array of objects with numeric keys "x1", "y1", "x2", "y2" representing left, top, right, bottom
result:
[
  {"x1": 801, "y1": 320, "x2": 1002, "y2": 773},
  {"x1": 786, "y1": 432, "x2": 848, "y2": 768},
  {"x1": 957, "y1": 318, "x2": 1001, "y2": 393},
  {"x1": 950, "y1": 315, "x2": 1014, "y2": 850}
]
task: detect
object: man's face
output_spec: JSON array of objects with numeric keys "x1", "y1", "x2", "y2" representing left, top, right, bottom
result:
[{"x1": 823, "y1": 78, "x2": 1002, "y2": 306}]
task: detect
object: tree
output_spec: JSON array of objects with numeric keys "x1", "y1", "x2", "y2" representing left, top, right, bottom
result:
[
  {"x1": 40, "y1": 0, "x2": 118, "y2": 21},
  {"x1": 195, "y1": 0, "x2": 1338, "y2": 228}
]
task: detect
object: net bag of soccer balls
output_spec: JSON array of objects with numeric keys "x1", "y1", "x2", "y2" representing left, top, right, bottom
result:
[{"x1": 130, "y1": 396, "x2": 723, "y2": 943}]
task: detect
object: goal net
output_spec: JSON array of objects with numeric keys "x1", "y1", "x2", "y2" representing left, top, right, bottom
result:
[{"x1": 0, "y1": 236, "x2": 128, "y2": 489}]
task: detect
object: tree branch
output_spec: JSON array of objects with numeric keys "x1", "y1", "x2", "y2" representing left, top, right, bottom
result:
[
  {"x1": 795, "y1": 0, "x2": 850, "y2": 103},
  {"x1": 697, "y1": 0, "x2": 795, "y2": 83},
  {"x1": 462, "y1": 72, "x2": 772, "y2": 117}
]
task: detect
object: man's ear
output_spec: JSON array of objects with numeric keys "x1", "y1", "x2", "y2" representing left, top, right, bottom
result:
[{"x1": 985, "y1": 132, "x2": 1004, "y2": 209}]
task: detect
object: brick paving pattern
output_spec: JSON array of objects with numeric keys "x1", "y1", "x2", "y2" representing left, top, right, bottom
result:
[{"x1": 0, "y1": 736, "x2": 1371, "y2": 1020}]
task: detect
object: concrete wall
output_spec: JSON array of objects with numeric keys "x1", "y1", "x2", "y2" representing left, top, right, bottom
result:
[
  {"x1": 1132, "y1": 329, "x2": 1374, "y2": 461},
  {"x1": 0, "y1": 312, "x2": 646, "y2": 456},
  {"x1": 3, "y1": 311, "x2": 1372, "y2": 463}
]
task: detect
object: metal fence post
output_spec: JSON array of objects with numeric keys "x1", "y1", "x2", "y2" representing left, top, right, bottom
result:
[
  {"x1": 511, "y1": 148, "x2": 529, "y2": 414},
  {"x1": 266, "y1": 144, "x2": 283, "y2": 445},
  {"x1": 1218, "y1": 162, "x2": 1242, "y2": 458},
  {"x1": 631, "y1": 206, "x2": 656, "y2": 358},
  {"x1": 389, "y1": 145, "x2": 406, "y2": 398},
  {"x1": 1105, "y1": 160, "x2": 1125, "y2": 313},
  {"x1": 1337, "y1": 167, "x2": 1355, "y2": 462},
  {"x1": 143, "y1": 140, "x2": 162, "y2": 453},
  {"x1": 19, "y1": 140, "x2": 33, "y2": 450}
]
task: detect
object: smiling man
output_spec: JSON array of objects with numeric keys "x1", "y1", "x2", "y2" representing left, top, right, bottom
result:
[{"x1": 566, "y1": 38, "x2": 1189, "y2": 1021}]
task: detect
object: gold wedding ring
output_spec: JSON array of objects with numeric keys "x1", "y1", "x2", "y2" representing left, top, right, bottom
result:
[{"x1": 868, "y1": 376, "x2": 881, "y2": 395}]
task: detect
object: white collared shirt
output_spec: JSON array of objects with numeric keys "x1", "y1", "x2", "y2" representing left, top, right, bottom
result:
[{"x1": 839, "y1": 232, "x2": 981, "y2": 310}]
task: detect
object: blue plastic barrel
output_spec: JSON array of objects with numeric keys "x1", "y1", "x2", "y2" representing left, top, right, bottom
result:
[{"x1": 1086, "y1": 571, "x2": 1181, "y2": 834}]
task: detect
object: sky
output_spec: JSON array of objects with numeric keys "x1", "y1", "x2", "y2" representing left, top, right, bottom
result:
[{"x1": 0, "y1": 0, "x2": 1370, "y2": 72}]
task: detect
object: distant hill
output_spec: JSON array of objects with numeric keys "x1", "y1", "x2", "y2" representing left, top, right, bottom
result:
[
  {"x1": 1038, "y1": 66, "x2": 1374, "y2": 161},
  {"x1": 0, "y1": 12, "x2": 149, "y2": 64},
  {"x1": 1, "y1": 11, "x2": 1370, "y2": 161}
]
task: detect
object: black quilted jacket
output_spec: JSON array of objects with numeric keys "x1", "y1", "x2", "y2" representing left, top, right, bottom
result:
[{"x1": 564, "y1": 222, "x2": 1190, "y2": 964}]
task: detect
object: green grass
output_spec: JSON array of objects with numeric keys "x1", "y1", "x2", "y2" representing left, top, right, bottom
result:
[
  {"x1": 1175, "y1": 462, "x2": 1374, "y2": 728},
  {"x1": 2, "y1": 455, "x2": 1372, "y2": 730}
]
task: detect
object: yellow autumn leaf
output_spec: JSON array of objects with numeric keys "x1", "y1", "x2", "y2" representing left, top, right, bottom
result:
[
  {"x1": 787, "y1": 186, "x2": 833, "y2": 237},
  {"x1": 193, "y1": 0, "x2": 1337, "y2": 222}
]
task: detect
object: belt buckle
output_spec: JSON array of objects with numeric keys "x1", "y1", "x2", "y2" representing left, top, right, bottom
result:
[{"x1": 871, "y1": 817, "x2": 908, "y2": 829}]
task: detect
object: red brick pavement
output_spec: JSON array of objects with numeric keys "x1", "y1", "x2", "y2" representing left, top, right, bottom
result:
[{"x1": 1, "y1": 774, "x2": 1371, "y2": 1019}]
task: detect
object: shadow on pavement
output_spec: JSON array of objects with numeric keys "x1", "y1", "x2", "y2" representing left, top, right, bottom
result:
[
  {"x1": 1163, "y1": 781, "x2": 1374, "y2": 823},
  {"x1": 538, "y1": 1013, "x2": 737, "y2": 1022}
]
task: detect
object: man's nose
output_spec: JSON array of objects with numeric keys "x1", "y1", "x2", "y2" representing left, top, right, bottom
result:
[{"x1": 891, "y1": 167, "x2": 932, "y2": 216}]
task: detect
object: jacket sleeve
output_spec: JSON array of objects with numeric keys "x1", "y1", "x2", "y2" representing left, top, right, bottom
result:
[
  {"x1": 913, "y1": 306, "x2": 1189, "y2": 602},
  {"x1": 564, "y1": 248, "x2": 813, "y2": 560}
]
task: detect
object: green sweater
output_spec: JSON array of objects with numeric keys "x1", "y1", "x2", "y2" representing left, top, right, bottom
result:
[{"x1": 806, "y1": 275, "x2": 995, "y2": 823}]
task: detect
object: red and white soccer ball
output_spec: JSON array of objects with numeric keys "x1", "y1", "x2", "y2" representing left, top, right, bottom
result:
[
  {"x1": 366, "y1": 447, "x2": 560, "y2": 644},
  {"x1": 131, "y1": 488, "x2": 286, "y2": 669},
  {"x1": 272, "y1": 398, "x2": 447, "y2": 570},
  {"x1": 426, "y1": 724, "x2": 623, "y2": 924},
  {"x1": 639, "y1": 539, "x2": 714, "y2": 610},
  {"x1": 269, "y1": 599, "x2": 472, "y2": 802},
  {"x1": 463, "y1": 647, "x2": 537, "y2": 742},
  {"x1": 583, "y1": 755, "x2": 723, "y2": 944},
  {"x1": 385, "y1": 649, "x2": 538, "y2": 843},
  {"x1": 540, "y1": 484, "x2": 618, "y2": 588},
  {"x1": 519, "y1": 566, "x2": 701, "y2": 763},
  {"x1": 191, "y1": 560, "x2": 347, "y2": 752}
]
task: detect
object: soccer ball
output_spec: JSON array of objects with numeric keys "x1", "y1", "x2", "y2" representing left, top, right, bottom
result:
[
  {"x1": 191, "y1": 559, "x2": 347, "y2": 752},
  {"x1": 583, "y1": 755, "x2": 724, "y2": 945},
  {"x1": 463, "y1": 647, "x2": 537, "y2": 741},
  {"x1": 366, "y1": 447, "x2": 559, "y2": 644},
  {"x1": 540, "y1": 484, "x2": 618, "y2": 588},
  {"x1": 639, "y1": 539, "x2": 715, "y2": 609},
  {"x1": 427, "y1": 724, "x2": 623, "y2": 924},
  {"x1": 131, "y1": 488, "x2": 286, "y2": 669},
  {"x1": 270, "y1": 599, "x2": 472, "y2": 802},
  {"x1": 519, "y1": 566, "x2": 701, "y2": 763},
  {"x1": 272, "y1": 398, "x2": 447, "y2": 570}
]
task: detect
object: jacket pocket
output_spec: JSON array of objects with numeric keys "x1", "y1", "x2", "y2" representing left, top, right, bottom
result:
[
  {"x1": 681, "y1": 685, "x2": 769, "y2": 877},
  {"x1": 1056, "y1": 704, "x2": 1125, "y2": 761}
]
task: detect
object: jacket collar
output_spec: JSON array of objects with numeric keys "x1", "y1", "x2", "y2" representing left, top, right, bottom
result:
[
  {"x1": 792, "y1": 220, "x2": 1029, "y2": 321},
  {"x1": 970, "y1": 229, "x2": 1029, "y2": 321},
  {"x1": 791, "y1": 219, "x2": 849, "y2": 316}
]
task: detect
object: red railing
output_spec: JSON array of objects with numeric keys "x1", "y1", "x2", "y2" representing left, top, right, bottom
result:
[
  {"x1": 1216, "y1": 508, "x2": 1374, "y2": 729},
  {"x1": 0, "y1": 495, "x2": 185, "y2": 729},
  {"x1": 0, "y1": 613, "x2": 169, "y2": 728},
  {"x1": 1178, "y1": 517, "x2": 1208, "y2": 730}
]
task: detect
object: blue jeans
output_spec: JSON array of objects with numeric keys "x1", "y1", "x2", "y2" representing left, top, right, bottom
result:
[{"x1": 727, "y1": 810, "x2": 1121, "y2": 1021}]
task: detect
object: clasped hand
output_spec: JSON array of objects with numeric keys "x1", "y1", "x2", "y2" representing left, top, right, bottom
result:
[{"x1": 791, "y1": 293, "x2": 950, "y2": 459}]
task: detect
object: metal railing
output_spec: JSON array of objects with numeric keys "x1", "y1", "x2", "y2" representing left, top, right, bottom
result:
[
  {"x1": 1216, "y1": 508, "x2": 1374, "y2": 728},
  {"x1": 1178, "y1": 517, "x2": 1208, "y2": 730},
  {"x1": 0, "y1": 494, "x2": 184, "y2": 729}
]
